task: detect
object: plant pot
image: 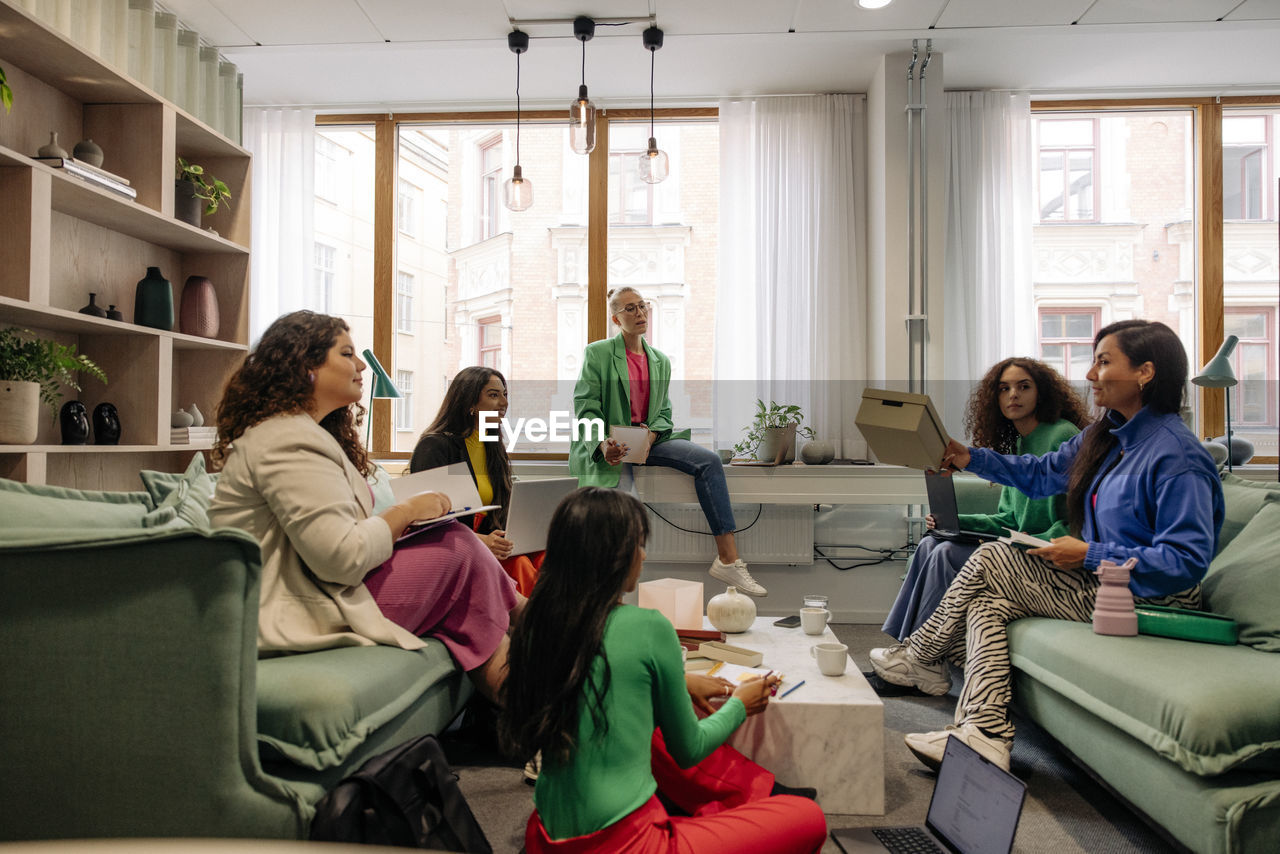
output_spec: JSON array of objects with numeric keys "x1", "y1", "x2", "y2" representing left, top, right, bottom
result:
[
  {"x1": 0, "y1": 381, "x2": 41, "y2": 445},
  {"x1": 757, "y1": 423, "x2": 797, "y2": 463},
  {"x1": 175, "y1": 179, "x2": 203, "y2": 227}
]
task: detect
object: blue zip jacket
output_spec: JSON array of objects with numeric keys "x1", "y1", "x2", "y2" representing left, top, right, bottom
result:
[{"x1": 965, "y1": 406, "x2": 1223, "y2": 599}]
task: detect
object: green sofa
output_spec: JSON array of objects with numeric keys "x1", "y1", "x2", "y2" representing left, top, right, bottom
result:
[
  {"x1": 953, "y1": 471, "x2": 1280, "y2": 854},
  {"x1": 0, "y1": 457, "x2": 472, "y2": 841}
]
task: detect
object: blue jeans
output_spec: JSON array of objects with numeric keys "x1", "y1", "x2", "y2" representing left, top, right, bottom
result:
[
  {"x1": 642, "y1": 439, "x2": 737, "y2": 536},
  {"x1": 881, "y1": 535, "x2": 978, "y2": 641}
]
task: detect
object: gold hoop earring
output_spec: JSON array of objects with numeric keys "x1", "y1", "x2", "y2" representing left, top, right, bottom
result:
[{"x1": 1138, "y1": 381, "x2": 1145, "y2": 392}]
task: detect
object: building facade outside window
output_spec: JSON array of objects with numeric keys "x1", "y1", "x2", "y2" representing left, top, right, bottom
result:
[
  {"x1": 609, "y1": 147, "x2": 655, "y2": 225},
  {"x1": 1037, "y1": 117, "x2": 1099, "y2": 223},
  {"x1": 396, "y1": 271, "x2": 414, "y2": 333},
  {"x1": 1037, "y1": 308, "x2": 1100, "y2": 382},
  {"x1": 1223, "y1": 115, "x2": 1269, "y2": 221},
  {"x1": 395, "y1": 370, "x2": 413, "y2": 432},
  {"x1": 478, "y1": 137, "x2": 503, "y2": 241},
  {"x1": 477, "y1": 316, "x2": 502, "y2": 369},
  {"x1": 315, "y1": 134, "x2": 344, "y2": 204},
  {"x1": 311, "y1": 242, "x2": 336, "y2": 313},
  {"x1": 398, "y1": 179, "x2": 419, "y2": 237},
  {"x1": 1225, "y1": 307, "x2": 1275, "y2": 428}
]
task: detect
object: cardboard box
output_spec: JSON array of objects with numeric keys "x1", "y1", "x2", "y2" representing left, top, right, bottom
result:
[{"x1": 854, "y1": 388, "x2": 951, "y2": 470}]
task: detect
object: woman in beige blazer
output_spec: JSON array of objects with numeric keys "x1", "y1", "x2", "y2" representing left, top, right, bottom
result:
[{"x1": 209, "y1": 311, "x2": 520, "y2": 702}]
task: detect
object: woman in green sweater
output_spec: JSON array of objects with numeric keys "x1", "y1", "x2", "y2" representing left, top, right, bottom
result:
[
  {"x1": 499, "y1": 487, "x2": 827, "y2": 854},
  {"x1": 882, "y1": 358, "x2": 1090, "y2": 645}
]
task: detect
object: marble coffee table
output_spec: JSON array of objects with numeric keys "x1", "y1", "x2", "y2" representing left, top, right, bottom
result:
[{"x1": 704, "y1": 616, "x2": 885, "y2": 815}]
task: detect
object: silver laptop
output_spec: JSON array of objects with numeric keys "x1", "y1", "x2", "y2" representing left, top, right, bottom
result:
[
  {"x1": 923, "y1": 470, "x2": 999, "y2": 546},
  {"x1": 503, "y1": 477, "x2": 580, "y2": 556},
  {"x1": 831, "y1": 737, "x2": 1027, "y2": 854}
]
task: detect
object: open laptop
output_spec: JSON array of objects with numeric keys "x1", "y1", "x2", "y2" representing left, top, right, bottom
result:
[
  {"x1": 831, "y1": 736, "x2": 1027, "y2": 854},
  {"x1": 923, "y1": 470, "x2": 1000, "y2": 545},
  {"x1": 503, "y1": 477, "x2": 580, "y2": 556}
]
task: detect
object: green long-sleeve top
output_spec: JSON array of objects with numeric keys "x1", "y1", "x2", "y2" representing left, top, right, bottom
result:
[
  {"x1": 957, "y1": 419, "x2": 1080, "y2": 539},
  {"x1": 533, "y1": 604, "x2": 746, "y2": 840}
]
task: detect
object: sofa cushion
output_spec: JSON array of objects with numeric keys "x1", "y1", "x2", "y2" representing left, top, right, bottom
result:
[
  {"x1": 256, "y1": 641, "x2": 459, "y2": 771},
  {"x1": 1216, "y1": 473, "x2": 1280, "y2": 552},
  {"x1": 0, "y1": 478, "x2": 154, "y2": 535},
  {"x1": 1203, "y1": 500, "x2": 1280, "y2": 653},
  {"x1": 1009, "y1": 618, "x2": 1280, "y2": 776},
  {"x1": 139, "y1": 454, "x2": 217, "y2": 529}
]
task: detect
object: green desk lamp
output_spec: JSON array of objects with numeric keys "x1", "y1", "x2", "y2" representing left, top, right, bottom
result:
[
  {"x1": 1192, "y1": 334, "x2": 1238, "y2": 472},
  {"x1": 361, "y1": 348, "x2": 401, "y2": 448}
]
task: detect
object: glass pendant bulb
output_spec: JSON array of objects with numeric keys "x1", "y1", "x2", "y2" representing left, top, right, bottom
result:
[
  {"x1": 504, "y1": 165, "x2": 534, "y2": 211},
  {"x1": 570, "y1": 84, "x2": 596, "y2": 154},
  {"x1": 639, "y1": 137, "x2": 669, "y2": 184}
]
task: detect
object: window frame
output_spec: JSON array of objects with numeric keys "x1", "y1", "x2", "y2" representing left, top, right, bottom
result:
[
  {"x1": 395, "y1": 270, "x2": 414, "y2": 334},
  {"x1": 477, "y1": 315, "x2": 502, "y2": 369},
  {"x1": 1036, "y1": 117, "x2": 1100, "y2": 223},
  {"x1": 1037, "y1": 307, "x2": 1101, "y2": 382}
]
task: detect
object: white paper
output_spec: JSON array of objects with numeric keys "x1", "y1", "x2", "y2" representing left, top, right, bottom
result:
[
  {"x1": 610, "y1": 425, "x2": 651, "y2": 463},
  {"x1": 389, "y1": 462, "x2": 483, "y2": 508},
  {"x1": 999, "y1": 529, "x2": 1053, "y2": 549}
]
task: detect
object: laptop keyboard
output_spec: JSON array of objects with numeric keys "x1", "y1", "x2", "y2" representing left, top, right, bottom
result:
[{"x1": 871, "y1": 827, "x2": 944, "y2": 853}]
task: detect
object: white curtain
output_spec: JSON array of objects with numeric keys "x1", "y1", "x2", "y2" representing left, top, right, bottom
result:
[
  {"x1": 940, "y1": 92, "x2": 1034, "y2": 433},
  {"x1": 715, "y1": 95, "x2": 867, "y2": 458},
  {"x1": 243, "y1": 107, "x2": 316, "y2": 342}
]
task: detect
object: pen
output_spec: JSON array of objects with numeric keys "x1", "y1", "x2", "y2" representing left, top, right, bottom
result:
[
  {"x1": 778, "y1": 680, "x2": 805, "y2": 699},
  {"x1": 706, "y1": 661, "x2": 725, "y2": 677}
]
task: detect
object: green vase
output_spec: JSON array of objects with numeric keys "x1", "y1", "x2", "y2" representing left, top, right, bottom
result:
[{"x1": 134, "y1": 266, "x2": 174, "y2": 330}]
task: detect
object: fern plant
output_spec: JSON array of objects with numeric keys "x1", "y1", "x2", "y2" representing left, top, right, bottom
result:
[{"x1": 0, "y1": 327, "x2": 107, "y2": 416}]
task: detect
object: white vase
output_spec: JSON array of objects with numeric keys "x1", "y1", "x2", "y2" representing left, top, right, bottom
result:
[
  {"x1": 0, "y1": 381, "x2": 41, "y2": 444},
  {"x1": 706, "y1": 586, "x2": 757, "y2": 634},
  {"x1": 187, "y1": 403, "x2": 204, "y2": 426},
  {"x1": 800, "y1": 439, "x2": 835, "y2": 465}
]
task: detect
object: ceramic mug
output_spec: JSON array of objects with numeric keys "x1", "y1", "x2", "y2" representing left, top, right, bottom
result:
[
  {"x1": 800, "y1": 607, "x2": 830, "y2": 635},
  {"x1": 810, "y1": 641, "x2": 848, "y2": 677}
]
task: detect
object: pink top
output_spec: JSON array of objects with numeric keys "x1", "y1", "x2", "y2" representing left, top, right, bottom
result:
[{"x1": 626, "y1": 348, "x2": 650, "y2": 426}]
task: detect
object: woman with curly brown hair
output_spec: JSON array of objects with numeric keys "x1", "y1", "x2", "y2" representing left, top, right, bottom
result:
[
  {"x1": 881, "y1": 357, "x2": 1090, "y2": 644},
  {"x1": 208, "y1": 311, "x2": 520, "y2": 702}
]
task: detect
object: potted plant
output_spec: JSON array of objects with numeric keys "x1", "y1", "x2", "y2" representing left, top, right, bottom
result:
[
  {"x1": 175, "y1": 157, "x2": 232, "y2": 227},
  {"x1": 732, "y1": 399, "x2": 815, "y2": 463},
  {"x1": 0, "y1": 327, "x2": 107, "y2": 444},
  {"x1": 1, "y1": 66, "x2": 13, "y2": 114}
]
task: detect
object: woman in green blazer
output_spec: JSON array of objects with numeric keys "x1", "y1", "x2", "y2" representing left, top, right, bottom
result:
[{"x1": 570, "y1": 287, "x2": 766, "y2": 597}]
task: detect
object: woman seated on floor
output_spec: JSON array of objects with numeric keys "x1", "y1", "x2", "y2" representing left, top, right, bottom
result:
[
  {"x1": 209, "y1": 310, "x2": 521, "y2": 702},
  {"x1": 499, "y1": 487, "x2": 827, "y2": 854},
  {"x1": 882, "y1": 357, "x2": 1089, "y2": 644},
  {"x1": 410, "y1": 366, "x2": 542, "y2": 597},
  {"x1": 870, "y1": 319, "x2": 1223, "y2": 772}
]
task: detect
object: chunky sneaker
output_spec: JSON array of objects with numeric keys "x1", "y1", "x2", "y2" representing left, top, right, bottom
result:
[
  {"x1": 904, "y1": 724, "x2": 1012, "y2": 772},
  {"x1": 709, "y1": 558, "x2": 767, "y2": 597},
  {"x1": 868, "y1": 643, "x2": 951, "y2": 696},
  {"x1": 523, "y1": 751, "x2": 541, "y2": 785}
]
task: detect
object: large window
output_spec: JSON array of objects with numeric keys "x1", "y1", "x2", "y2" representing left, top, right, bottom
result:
[{"x1": 316, "y1": 112, "x2": 718, "y2": 456}]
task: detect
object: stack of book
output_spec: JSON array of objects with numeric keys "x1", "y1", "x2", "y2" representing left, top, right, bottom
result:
[
  {"x1": 34, "y1": 156, "x2": 137, "y2": 200},
  {"x1": 171, "y1": 426, "x2": 217, "y2": 445}
]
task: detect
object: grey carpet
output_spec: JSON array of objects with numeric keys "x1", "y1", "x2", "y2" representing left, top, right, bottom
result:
[{"x1": 446, "y1": 624, "x2": 1177, "y2": 853}]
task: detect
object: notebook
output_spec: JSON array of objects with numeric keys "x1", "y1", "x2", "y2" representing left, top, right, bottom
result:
[
  {"x1": 389, "y1": 463, "x2": 499, "y2": 542},
  {"x1": 831, "y1": 736, "x2": 1027, "y2": 854},
  {"x1": 503, "y1": 477, "x2": 580, "y2": 556},
  {"x1": 923, "y1": 470, "x2": 1000, "y2": 545}
]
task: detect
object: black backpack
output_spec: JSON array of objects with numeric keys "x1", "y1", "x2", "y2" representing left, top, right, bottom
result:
[{"x1": 309, "y1": 734, "x2": 493, "y2": 852}]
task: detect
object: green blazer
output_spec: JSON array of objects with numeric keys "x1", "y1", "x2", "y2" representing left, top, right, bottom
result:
[{"x1": 570, "y1": 335, "x2": 692, "y2": 487}]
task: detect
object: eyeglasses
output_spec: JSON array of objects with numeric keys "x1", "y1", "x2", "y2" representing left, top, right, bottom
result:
[{"x1": 620, "y1": 301, "x2": 652, "y2": 315}]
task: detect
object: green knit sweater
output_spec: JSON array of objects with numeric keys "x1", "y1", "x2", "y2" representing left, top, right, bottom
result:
[
  {"x1": 533, "y1": 605, "x2": 746, "y2": 840},
  {"x1": 957, "y1": 418, "x2": 1080, "y2": 539}
]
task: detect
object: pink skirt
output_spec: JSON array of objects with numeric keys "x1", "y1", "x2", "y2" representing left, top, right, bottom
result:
[{"x1": 363, "y1": 520, "x2": 517, "y2": 670}]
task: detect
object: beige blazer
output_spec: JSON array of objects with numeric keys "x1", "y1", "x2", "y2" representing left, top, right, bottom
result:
[{"x1": 209, "y1": 413, "x2": 425, "y2": 654}]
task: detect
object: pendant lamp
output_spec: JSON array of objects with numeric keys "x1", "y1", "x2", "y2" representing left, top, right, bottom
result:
[
  {"x1": 569, "y1": 16, "x2": 596, "y2": 155},
  {"x1": 503, "y1": 30, "x2": 533, "y2": 211},
  {"x1": 638, "y1": 25, "x2": 668, "y2": 184}
]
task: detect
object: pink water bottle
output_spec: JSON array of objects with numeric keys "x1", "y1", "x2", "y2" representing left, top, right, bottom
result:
[{"x1": 1093, "y1": 557, "x2": 1139, "y2": 636}]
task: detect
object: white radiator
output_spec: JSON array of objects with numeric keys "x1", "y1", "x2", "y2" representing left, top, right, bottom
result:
[{"x1": 643, "y1": 504, "x2": 814, "y2": 565}]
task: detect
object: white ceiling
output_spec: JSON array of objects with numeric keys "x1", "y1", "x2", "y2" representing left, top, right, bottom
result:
[{"x1": 156, "y1": 0, "x2": 1280, "y2": 110}]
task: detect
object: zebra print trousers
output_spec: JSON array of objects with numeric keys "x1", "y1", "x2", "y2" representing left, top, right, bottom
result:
[{"x1": 903, "y1": 541, "x2": 1200, "y2": 739}]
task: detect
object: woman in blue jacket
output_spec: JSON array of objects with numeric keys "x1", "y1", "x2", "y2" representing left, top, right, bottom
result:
[
  {"x1": 570, "y1": 286, "x2": 765, "y2": 597},
  {"x1": 871, "y1": 319, "x2": 1224, "y2": 772}
]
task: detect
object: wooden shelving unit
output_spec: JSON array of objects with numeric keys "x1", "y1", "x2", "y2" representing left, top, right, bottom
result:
[{"x1": 0, "y1": 0, "x2": 251, "y2": 489}]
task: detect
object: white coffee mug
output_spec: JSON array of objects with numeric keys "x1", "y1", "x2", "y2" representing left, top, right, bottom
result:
[
  {"x1": 800, "y1": 607, "x2": 830, "y2": 635},
  {"x1": 810, "y1": 641, "x2": 848, "y2": 676}
]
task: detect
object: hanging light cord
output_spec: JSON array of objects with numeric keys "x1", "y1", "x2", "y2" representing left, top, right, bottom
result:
[
  {"x1": 515, "y1": 50, "x2": 521, "y2": 164},
  {"x1": 649, "y1": 48, "x2": 655, "y2": 137},
  {"x1": 581, "y1": 38, "x2": 587, "y2": 88}
]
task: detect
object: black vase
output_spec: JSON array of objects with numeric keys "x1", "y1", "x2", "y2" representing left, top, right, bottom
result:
[
  {"x1": 106, "y1": 304, "x2": 124, "y2": 321},
  {"x1": 134, "y1": 266, "x2": 174, "y2": 331},
  {"x1": 59, "y1": 401, "x2": 90, "y2": 445},
  {"x1": 78, "y1": 293, "x2": 108, "y2": 317},
  {"x1": 93, "y1": 402, "x2": 121, "y2": 445}
]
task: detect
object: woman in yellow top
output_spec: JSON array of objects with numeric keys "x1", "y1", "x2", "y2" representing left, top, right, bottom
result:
[{"x1": 410, "y1": 366, "x2": 543, "y2": 596}]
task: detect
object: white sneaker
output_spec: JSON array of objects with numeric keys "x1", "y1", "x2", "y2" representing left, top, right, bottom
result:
[
  {"x1": 868, "y1": 643, "x2": 951, "y2": 696},
  {"x1": 709, "y1": 558, "x2": 767, "y2": 597},
  {"x1": 523, "y1": 751, "x2": 540, "y2": 785},
  {"x1": 904, "y1": 724, "x2": 1012, "y2": 772}
]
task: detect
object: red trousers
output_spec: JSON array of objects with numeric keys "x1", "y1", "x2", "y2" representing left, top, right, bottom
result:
[{"x1": 525, "y1": 732, "x2": 827, "y2": 854}]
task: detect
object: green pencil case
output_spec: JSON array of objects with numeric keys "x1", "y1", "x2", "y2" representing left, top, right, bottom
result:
[{"x1": 1135, "y1": 605, "x2": 1238, "y2": 645}]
